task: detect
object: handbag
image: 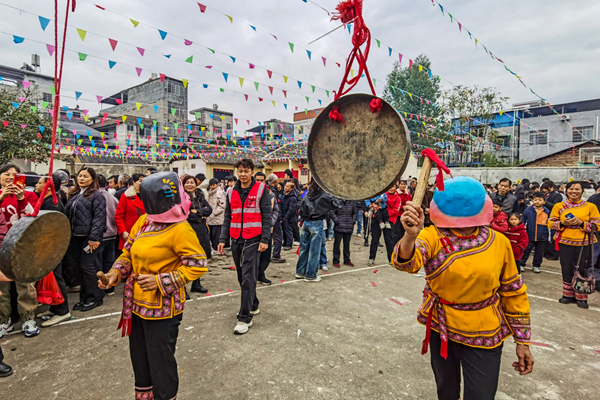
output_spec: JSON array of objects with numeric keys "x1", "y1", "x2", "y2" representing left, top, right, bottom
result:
[
  {"x1": 37, "y1": 271, "x2": 65, "y2": 305},
  {"x1": 572, "y1": 229, "x2": 596, "y2": 295}
]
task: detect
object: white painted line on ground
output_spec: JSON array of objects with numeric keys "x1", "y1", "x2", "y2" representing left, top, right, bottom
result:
[{"x1": 528, "y1": 294, "x2": 600, "y2": 312}]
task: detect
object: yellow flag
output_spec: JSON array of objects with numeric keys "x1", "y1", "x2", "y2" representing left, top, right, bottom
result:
[
  {"x1": 136, "y1": 103, "x2": 141, "y2": 111},
  {"x1": 272, "y1": 101, "x2": 276, "y2": 107},
  {"x1": 499, "y1": 111, "x2": 504, "y2": 116},
  {"x1": 408, "y1": 93, "x2": 413, "y2": 100},
  {"x1": 84, "y1": 115, "x2": 89, "y2": 122},
  {"x1": 182, "y1": 79, "x2": 188, "y2": 88},
  {"x1": 122, "y1": 116, "x2": 127, "y2": 122},
  {"x1": 76, "y1": 28, "x2": 87, "y2": 41},
  {"x1": 165, "y1": 127, "x2": 169, "y2": 131},
  {"x1": 225, "y1": 15, "x2": 233, "y2": 23},
  {"x1": 220, "y1": 116, "x2": 225, "y2": 120},
  {"x1": 283, "y1": 76, "x2": 288, "y2": 83},
  {"x1": 419, "y1": 65, "x2": 423, "y2": 71},
  {"x1": 239, "y1": 77, "x2": 244, "y2": 87},
  {"x1": 350, "y1": 69, "x2": 354, "y2": 77},
  {"x1": 130, "y1": 19, "x2": 140, "y2": 27}
]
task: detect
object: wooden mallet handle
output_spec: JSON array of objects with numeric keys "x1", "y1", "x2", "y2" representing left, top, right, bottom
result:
[
  {"x1": 406, "y1": 157, "x2": 433, "y2": 227},
  {"x1": 97, "y1": 271, "x2": 109, "y2": 285}
]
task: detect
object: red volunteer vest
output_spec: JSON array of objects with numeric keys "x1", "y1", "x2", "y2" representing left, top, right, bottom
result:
[{"x1": 228, "y1": 182, "x2": 265, "y2": 239}]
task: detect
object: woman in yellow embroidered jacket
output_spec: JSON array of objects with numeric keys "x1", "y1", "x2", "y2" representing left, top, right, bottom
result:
[
  {"x1": 99, "y1": 172, "x2": 207, "y2": 400},
  {"x1": 393, "y1": 176, "x2": 534, "y2": 400},
  {"x1": 548, "y1": 180, "x2": 600, "y2": 309}
]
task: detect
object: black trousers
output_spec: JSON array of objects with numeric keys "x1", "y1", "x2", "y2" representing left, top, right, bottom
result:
[
  {"x1": 393, "y1": 217, "x2": 405, "y2": 244},
  {"x1": 232, "y1": 239, "x2": 260, "y2": 323},
  {"x1": 209, "y1": 225, "x2": 222, "y2": 251},
  {"x1": 64, "y1": 235, "x2": 105, "y2": 304},
  {"x1": 363, "y1": 213, "x2": 370, "y2": 244},
  {"x1": 369, "y1": 222, "x2": 394, "y2": 262},
  {"x1": 521, "y1": 240, "x2": 545, "y2": 267},
  {"x1": 429, "y1": 330, "x2": 503, "y2": 400},
  {"x1": 130, "y1": 313, "x2": 182, "y2": 400},
  {"x1": 0, "y1": 344, "x2": 3, "y2": 364},
  {"x1": 386, "y1": 221, "x2": 398, "y2": 261},
  {"x1": 333, "y1": 232, "x2": 352, "y2": 264},
  {"x1": 100, "y1": 238, "x2": 116, "y2": 274},
  {"x1": 292, "y1": 218, "x2": 300, "y2": 242},
  {"x1": 283, "y1": 216, "x2": 295, "y2": 247},
  {"x1": 272, "y1": 218, "x2": 283, "y2": 259},
  {"x1": 49, "y1": 261, "x2": 69, "y2": 316},
  {"x1": 258, "y1": 236, "x2": 272, "y2": 281},
  {"x1": 545, "y1": 231, "x2": 559, "y2": 259}
]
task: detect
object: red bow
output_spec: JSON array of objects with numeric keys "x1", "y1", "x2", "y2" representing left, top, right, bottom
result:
[{"x1": 421, "y1": 148, "x2": 452, "y2": 191}]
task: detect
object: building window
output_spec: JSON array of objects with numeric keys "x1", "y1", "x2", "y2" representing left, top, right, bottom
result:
[
  {"x1": 226, "y1": 123, "x2": 232, "y2": 130},
  {"x1": 215, "y1": 127, "x2": 222, "y2": 134},
  {"x1": 72, "y1": 112, "x2": 81, "y2": 119},
  {"x1": 168, "y1": 81, "x2": 183, "y2": 96},
  {"x1": 42, "y1": 92, "x2": 52, "y2": 103},
  {"x1": 191, "y1": 163, "x2": 196, "y2": 169},
  {"x1": 573, "y1": 126, "x2": 594, "y2": 143},
  {"x1": 501, "y1": 136, "x2": 511, "y2": 148},
  {"x1": 127, "y1": 125, "x2": 135, "y2": 132},
  {"x1": 529, "y1": 130, "x2": 548, "y2": 145},
  {"x1": 167, "y1": 101, "x2": 183, "y2": 117}
]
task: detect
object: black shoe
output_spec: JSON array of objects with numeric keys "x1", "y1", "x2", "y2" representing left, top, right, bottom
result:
[
  {"x1": 105, "y1": 287, "x2": 115, "y2": 296},
  {"x1": 577, "y1": 300, "x2": 589, "y2": 309},
  {"x1": 0, "y1": 362, "x2": 13, "y2": 378},
  {"x1": 73, "y1": 302, "x2": 84, "y2": 311},
  {"x1": 283, "y1": 246, "x2": 292, "y2": 251},
  {"x1": 363, "y1": 241, "x2": 369, "y2": 247},
  {"x1": 378, "y1": 243, "x2": 383, "y2": 248},
  {"x1": 191, "y1": 281, "x2": 208, "y2": 294},
  {"x1": 80, "y1": 300, "x2": 103, "y2": 312},
  {"x1": 271, "y1": 258, "x2": 286, "y2": 263},
  {"x1": 545, "y1": 257, "x2": 559, "y2": 261},
  {"x1": 559, "y1": 296, "x2": 577, "y2": 304},
  {"x1": 258, "y1": 278, "x2": 272, "y2": 286}
]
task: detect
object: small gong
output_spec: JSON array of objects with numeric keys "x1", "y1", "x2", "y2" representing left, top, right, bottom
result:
[
  {"x1": 307, "y1": 93, "x2": 411, "y2": 200},
  {"x1": 0, "y1": 211, "x2": 71, "y2": 283}
]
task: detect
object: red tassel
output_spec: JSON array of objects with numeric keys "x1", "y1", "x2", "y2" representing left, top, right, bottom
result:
[
  {"x1": 370, "y1": 98, "x2": 383, "y2": 113},
  {"x1": 329, "y1": 106, "x2": 345, "y2": 124},
  {"x1": 421, "y1": 148, "x2": 452, "y2": 191}
]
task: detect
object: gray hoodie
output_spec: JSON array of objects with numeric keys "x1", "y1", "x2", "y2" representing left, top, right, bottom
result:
[{"x1": 99, "y1": 188, "x2": 118, "y2": 239}]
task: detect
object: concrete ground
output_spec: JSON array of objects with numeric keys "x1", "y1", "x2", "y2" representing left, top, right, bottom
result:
[{"x1": 1, "y1": 234, "x2": 600, "y2": 399}]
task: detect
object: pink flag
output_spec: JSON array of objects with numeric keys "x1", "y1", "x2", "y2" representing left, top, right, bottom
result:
[
  {"x1": 46, "y1": 44, "x2": 55, "y2": 56},
  {"x1": 249, "y1": 63, "x2": 255, "y2": 69},
  {"x1": 184, "y1": 39, "x2": 193, "y2": 46},
  {"x1": 137, "y1": 47, "x2": 145, "y2": 56},
  {"x1": 322, "y1": 57, "x2": 326, "y2": 67},
  {"x1": 96, "y1": 95, "x2": 103, "y2": 103},
  {"x1": 399, "y1": 53, "x2": 403, "y2": 63},
  {"x1": 136, "y1": 67, "x2": 142, "y2": 76},
  {"x1": 22, "y1": 81, "x2": 31, "y2": 89}
]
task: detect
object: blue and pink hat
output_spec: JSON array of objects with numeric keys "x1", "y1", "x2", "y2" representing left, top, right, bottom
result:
[{"x1": 430, "y1": 176, "x2": 493, "y2": 228}]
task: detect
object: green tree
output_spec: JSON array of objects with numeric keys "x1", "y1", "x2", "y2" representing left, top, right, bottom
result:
[
  {"x1": 443, "y1": 86, "x2": 508, "y2": 166},
  {"x1": 382, "y1": 55, "x2": 451, "y2": 163},
  {"x1": 0, "y1": 88, "x2": 53, "y2": 165}
]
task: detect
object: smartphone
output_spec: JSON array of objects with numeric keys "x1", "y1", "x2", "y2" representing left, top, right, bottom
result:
[
  {"x1": 565, "y1": 213, "x2": 575, "y2": 219},
  {"x1": 83, "y1": 245, "x2": 91, "y2": 254},
  {"x1": 13, "y1": 174, "x2": 26, "y2": 188}
]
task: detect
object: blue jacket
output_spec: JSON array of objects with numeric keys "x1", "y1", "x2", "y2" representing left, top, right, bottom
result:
[
  {"x1": 365, "y1": 193, "x2": 387, "y2": 209},
  {"x1": 522, "y1": 205, "x2": 550, "y2": 242}
]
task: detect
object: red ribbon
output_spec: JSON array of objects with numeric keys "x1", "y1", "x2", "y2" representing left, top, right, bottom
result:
[
  {"x1": 421, "y1": 148, "x2": 452, "y2": 191},
  {"x1": 370, "y1": 98, "x2": 383, "y2": 113},
  {"x1": 422, "y1": 295, "x2": 455, "y2": 359},
  {"x1": 329, "y1": 106, "x2": 345, "y2": 125}
]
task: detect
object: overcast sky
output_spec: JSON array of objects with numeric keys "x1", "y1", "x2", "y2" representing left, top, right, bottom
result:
[{"x1": 2, "y1": 0, "x2": 599, "y2": 129}]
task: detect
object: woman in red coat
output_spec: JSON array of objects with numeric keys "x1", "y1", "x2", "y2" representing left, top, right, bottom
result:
[{"x1": 115, "y1": 173, "x2": 146, "y2": 251}]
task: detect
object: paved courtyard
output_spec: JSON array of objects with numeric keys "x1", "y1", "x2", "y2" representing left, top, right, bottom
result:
[{"x1": 2, "y1": 236, "x2": 599, "y2": 399}]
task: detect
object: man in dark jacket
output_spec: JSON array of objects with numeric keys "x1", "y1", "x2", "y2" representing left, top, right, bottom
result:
[
  {"x1": 281, "y1": 181, "x2": 298, "y2": 250},
  {"x1": 488, "y1": 178, "x2": 517, "y2": 214},
  {"x1": 541, "y1": 180, "x2": 564, "y2": 260},
  {"x1": 257, "y1": 183, "x2": 280, "y2": 285},
  {"x1": 330, "y1": 200, "x2": 357, "y2": 267},
  {"x1": 218, "y1": 159, "x2": 272, "y2": 335},
  {"x1": 267, "y1": 174, "x2": 286, "y2": 264}
]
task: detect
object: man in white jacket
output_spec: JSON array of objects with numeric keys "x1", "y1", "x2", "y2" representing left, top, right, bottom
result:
[{"x1": 207, "y1": 178, "x2": 226, "y2": 255}]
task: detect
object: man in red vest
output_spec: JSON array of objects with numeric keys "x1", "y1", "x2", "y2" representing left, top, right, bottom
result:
[{"x1": 218, "y1": 159, "x2": 273, "y2": 335}]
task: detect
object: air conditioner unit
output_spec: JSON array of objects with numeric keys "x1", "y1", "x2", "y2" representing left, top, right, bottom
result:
[{"x1": 561, "y1": 114, "x2": 571, "y2": 121}]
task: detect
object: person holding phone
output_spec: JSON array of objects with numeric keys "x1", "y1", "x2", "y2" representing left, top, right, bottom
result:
[
  {"x1": 0, "y1": 164, "x2": 39, "y2": 339},
  {"x1": 64, "y1": 167, "x2": 107, "y2": 312},
  {"x1": 548, "y1": 181, "x2": 600, "y2": 309}
]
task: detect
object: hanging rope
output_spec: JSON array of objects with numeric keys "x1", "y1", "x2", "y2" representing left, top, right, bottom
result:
[
  {"x1": 28, "y1": 0, "x2": 76, "y2": 217},
  {"x1": 330, "y1": 0, "x2": 376, "y2": 102}
]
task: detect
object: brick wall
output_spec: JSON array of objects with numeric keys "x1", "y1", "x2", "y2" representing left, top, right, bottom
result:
[{"x1": 525, "y1": 142, "x2": 598, "y2": 167}]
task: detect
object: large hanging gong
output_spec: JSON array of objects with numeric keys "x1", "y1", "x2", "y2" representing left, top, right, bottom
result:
[
  {"x1": 0, "y1": 211, "x2": 71, "y2": 283},
  {"x1": 308, "y1": 93, "x2": 411, "y2": 200}
]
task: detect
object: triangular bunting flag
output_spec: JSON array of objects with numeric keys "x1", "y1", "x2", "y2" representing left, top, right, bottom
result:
[
  {"x1": 109, "y1": 38, "x2": 118, "y2": 51},
  {"x1": 225, "y1": 14, "x2": 233, "y2": 23},
  {"x1": 197, "y1": 3, "x2": 206, "y2": 12},
  {"x1": 39, "y1": 16, "x2": 50, "y2": 31},
  {"x1": 76, "y1": 28, "x2": 87, "y2": 41},
  {"x1": 46, "y1": 44, "x2": 55, "y2": 56},
  {"x1": 267, "y1": 70, "x2": 272, "y2": 79},
  {"x1": 239, "y1": 77, "x2": 244, "y2": 87},
  {"x1": 288, "y1": 42, "x2": 294, "y2": 53},
  {"x1": 158, "y1": 30, "x2": 168, "y2": 40},
  {"x1": 108, "y1": 60, "x2": 117, "y2": 69},
  {"x1": 78, "y1": 53, "x2": 87, "y2": 61},
  {"x1": 182, "y1": 79, "x2": 188, "y2": 88},
  {"x1": 130, "y1": 19, "x2": 139, "y2": 27},
  {"x1": 137, "y1": 47, "x2": 145, "y2": 56},
  {"x1": 185, "y1": 55, "x2": 193, "y2": 63},
  {"x1": 136, "y1": 67, "x2": 142, "y2": 76}
]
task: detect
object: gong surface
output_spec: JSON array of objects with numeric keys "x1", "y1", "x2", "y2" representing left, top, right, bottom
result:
[
  {"x1": 308, "y1": 93, "x2": 411, "y2": 200},
  {"x1": 0, "y1": 211, "x2": 71, "y2": 283}
]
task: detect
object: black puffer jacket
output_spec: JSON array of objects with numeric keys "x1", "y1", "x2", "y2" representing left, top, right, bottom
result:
[
  {"x1": 300, "y1": 190, "x2": 341, "y2": 221},
  {"x1": 66, "y1": 190, "x2": 107, "y2": 242},
  {"x1": 330, "y1": 200, "x2": 357, "y2": 233}
]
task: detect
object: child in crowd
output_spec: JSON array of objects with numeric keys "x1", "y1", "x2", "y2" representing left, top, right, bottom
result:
[
  {"x1": 365, "y1": 195, "x2": 391, "y2": 230},
  {"x1": 521, "y1": 191, "x2": 550, "y2": 273},
  {"x1": 505, "y1": 213, "x2": 529, "y2": 273},
  {"x1": 491, "y1": 199, "x2": 509, "y2": 234}
]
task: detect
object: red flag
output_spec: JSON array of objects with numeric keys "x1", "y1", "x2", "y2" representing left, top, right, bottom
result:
[
  {"x1": 268, "y1": 86, "x2": 273, "y2": 95},
  {"x1": 109, "y1": 38, "x2": 118, "y2": 51},
  {"x1": 159, "y1": 73, "x2": 166, "y2": 82},
  {"x1": 296, "y1": 246, "x2": 300, "y2": 255},
  {"x1": 197, "y1": 2, "x2": 206, "y2": 12},
  {"x1": 267, "y1": 70, "x2": 272, "y2": 79},
  {"x1": 244, "y1": 94, "x2": 248, "y2": 101},
  {"x1": 408, "y1": 59, "x2": 413, "y2": 69},
  {"x1": 282, "y1": 90, "x2": 287, "y2": 98}
]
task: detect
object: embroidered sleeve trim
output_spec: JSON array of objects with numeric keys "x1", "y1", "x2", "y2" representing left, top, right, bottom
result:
[
  {"x1": 499, "y1": 275, "x2": 524, "y2": 292},
  {"x1": 111, "y1": 258, "x2": 132, "y2": 282},
  {"x1": 181, "y1": 255, "x2": 208, "y2": 268},
  {"x1": 583, "y1": 222, "x2": 592, "y2": 232},
  {"x1": 548, "y1": 218, "x2": 562, "y2": 231},
  {"x1": 506, "y1": 314, "x2": 531, "y2": 343},
  {"x1": 157, "y1": 273, "x2": 178, "y2": 297},
  {"x1": 391, "y1": 239, "x2": 421, "y2": 272}
]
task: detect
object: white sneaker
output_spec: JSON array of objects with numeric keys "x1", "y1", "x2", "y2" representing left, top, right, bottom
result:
[
  {"x1": 379, "y1": 222, "x2": 385, "y2": 229},
  {"x1": 37, "y1": 310, "x2": 54, "y2": 320},
  {"x1": 368, "y1": 259, "x2": 375, "y2": 266},
  {"x1": 295, "y1": 273, "x2": 305, "y2": 279},
  {"x1": 385, "y1": 222, "x2": 392, "y2": 229},
  {"x1": 234, "y1": 320, "x2": 253, "y2": 334},
  {"x1": 41, "y1": 312, "x2": 72, "y2": 327},
  {"x1": 293, "y1": 241, "x2": 300, "y2": 246},
  {"x1": 22, "y1": 320, "x2": 40, "y2": 337},
  {"x1": 250, "y1": 308, "x2": 260, "y2": 316},
  {"x1": 321, "y1": 265, "x2": 329, "y2": 272},
  {"x1": 304, "y1": 276, "x2": 322, "y2": 282},
  {"x1": 0, "y1": 318, "x2": 14, "y2": 338}
]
